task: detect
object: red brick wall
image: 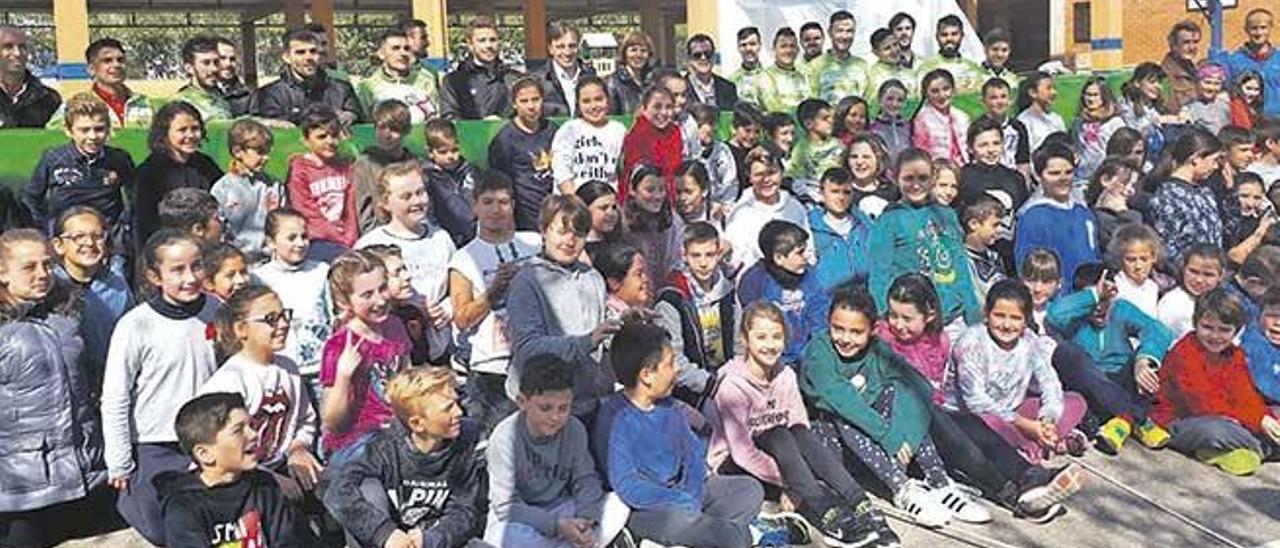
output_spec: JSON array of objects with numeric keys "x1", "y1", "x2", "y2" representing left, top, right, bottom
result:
[{"x1": 1064, "y1": 0, "x2": 1273, "y2": 66}]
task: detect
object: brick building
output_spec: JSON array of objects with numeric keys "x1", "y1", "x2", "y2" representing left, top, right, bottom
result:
[{"x1": 1062, "y1": 0, "x2": 1274, "y2": 68}]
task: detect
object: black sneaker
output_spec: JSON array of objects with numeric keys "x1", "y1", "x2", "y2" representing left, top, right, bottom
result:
[
  {"x1": 814, "y1": 505, "x2": 879, "y2": 548},
  {"x1": 868, "y1": 511, "x2": 902, "y2": 548}
]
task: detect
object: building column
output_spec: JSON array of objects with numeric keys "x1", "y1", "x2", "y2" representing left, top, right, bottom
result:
[
  {"x1": 640, "y1": 3, "x2": 668, "y2": 65},
  {"x1": 239, "y1": 16, "x2": 259, "y2": 88},
  {"x1": 311, "y1": 0, "x2": 336, "y2": 46},
  {"x1": 1090, "y1": 0, "x2": 1124, "y2": 69},
  {"x1": 1049, "y1": 0, "x2": 1065, "y2": 57},
  {"x1": 284, "y1": 0, "x2": 304, "y2": 29},
  {"x1": 524, "y1": 0, "x2": 547, "y2": 63},
  {"x1": 52, "y1": 0, "x2": 91, "y2": 92},
  {"x1": 412, "y1": 0, "x2": 450, "y2": 70}
]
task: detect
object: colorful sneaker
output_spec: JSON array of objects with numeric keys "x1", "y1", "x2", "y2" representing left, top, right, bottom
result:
[
  {"x1": 1058, "y1": 429, "x2": 1090, "y2": 456},
  {"x1": 814, "y1": 505, "x2": 879, "y2": 548},
  {"x1": 1197, "y1": 448, "x2": 1263, "y2": 476},
  {"x1": 1015, "y1": 463, "x2": 1088, "y2": 518},
  {"x1": 932, "y1": 483, "x2": 992, "y2": 524},
  {"x1": 1095, "y1": 417, "x2": 1132, "y2": 455},
  {"x1": 1135, "y1": 419, "x2": 1172, "y2": 449},
  {"x1": 750, "y1": 513, "x2": 810, "y2": 547},
  {"x1": 893, "y1": 480, "x2": 950, "y2": 528}
]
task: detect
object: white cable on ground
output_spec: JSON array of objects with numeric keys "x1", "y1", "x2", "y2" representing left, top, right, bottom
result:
[{"x1": 1066, "y1": 456, "x2": 1247, "y2": 548}]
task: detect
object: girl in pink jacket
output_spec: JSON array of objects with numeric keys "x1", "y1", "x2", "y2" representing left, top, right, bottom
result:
[{"x1": 913, "y1": 69, "x2": 971, "y2": 166}]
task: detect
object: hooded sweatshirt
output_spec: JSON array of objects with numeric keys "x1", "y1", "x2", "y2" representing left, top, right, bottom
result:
[
  {"x1": 723, "y1": 191, "x2": 810, "y2": 274},
  {"x1": 808, "y1": 207, "x2": 873, "y2": 290},
  {"x1": 707, "y1": 357, "x2": 810, "y2": 486},
  {"x1": 423, "y1": 159, "x2": 479, "y2": 247},
  {"x1": 912, "y1": 103, "x2": 970, "y2": 165},
  {"x1": 620, "y1": 113, "x2": 683, "y2": 204},
  {"x1": 507, "y1": 256, "x2": 610, "y2": 417},
  {"x1": 737, "y1": 261, "x2": 829, "y2": 367},
  {"x1": 869, "y1": 201, "x2": 981, "y2": 325},
  {"x1": 323, "y1": 420, "x2": 485, "y2": 548},
  {"x1": 488, "y1": 118, "x2": 557, "y2": 232},
  {"x1": 800, "y1": 335, "x2": 935, "y2": 455},
  {"x1": 1013, "y1": 195, "x2": 1100, "y2": 296},
  {"x1": 485, "y1": 413, "x2": 604, "y2": 536},
  {"x1": 657, "y1": 268, "x2": 738, "y2": 372},
  {"x1": 101, "y1": 295, "x2": 219, "y2": 478},
  {"x1": 158, "y1": 469, "x2": 314, "y2": 548}
]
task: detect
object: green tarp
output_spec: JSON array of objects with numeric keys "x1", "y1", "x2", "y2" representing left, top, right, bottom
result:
[{"x1": 0, "y1": 72, "x2": 1128, "y2": 189}]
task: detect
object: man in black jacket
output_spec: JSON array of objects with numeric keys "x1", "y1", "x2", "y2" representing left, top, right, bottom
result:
[
  {"x1": 683, "y1": 34, "x2": 737, "y2": 112},
  {"x1": 534, "y1": 21, "x2": 595, "y2": 118},
  {"x1": 440, "y1": 16, "x2": 521, "y2": 120},
  {"x1": 213, "y1": 36, "x2": 254, "y2": 116},
  {"x1": 255, "y1": 27, "x2": 362, "y2": 126},
  {"x1": 0, "y1": 26, "x2": 61, "y2": 129}
]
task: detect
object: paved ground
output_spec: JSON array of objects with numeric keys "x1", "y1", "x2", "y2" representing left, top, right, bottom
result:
[{"x1": 57, "y1": 444, "x2": 1280, "y2": 548}]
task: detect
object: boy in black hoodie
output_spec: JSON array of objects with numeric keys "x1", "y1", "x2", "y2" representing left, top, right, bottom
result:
[
  {"x1": 159, "y1": 392, "x2": 315, "y2": 548},
  {"x1": 324, "y1": 366, "x2": 486, "y2": 548},
  {"x1": 960, "y1": 115, "x2": 1028, "y2": 270},
  {"x1": 423, "y1": 118, "x2": 480, "y2": 246}
]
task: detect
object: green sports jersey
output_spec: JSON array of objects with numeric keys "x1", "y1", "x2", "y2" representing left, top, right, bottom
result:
[
  {"x1": 984, "y1": 66, "x2": 1021, "y2": 93},
  {"x1": 730, "y1": 65, "x2": 766, "y2": 107},
  {"x1": 46, "y1": 91, "x2": 155, "y2": 130},
  {"x1": 866, "y1": 61, "x2": 920, "y2": 99},
  {"x1": 758, "y1": 65, "x2": 810, "y2": 113},
  {"x1": 809, "y1": 52, "x2": 870, "y2": 103},
  {"x1": 356, "y1": 66, "x2": 441, "y2": 123},
  {"x1": 173, "y1": 84, "x2": 232, "y2": 122},
  {"x1": 787, "y1": 133, "x2": 845, "y2": 199},
  {"x1": 917, "y1": 55, "x2": 986, "y2": 95}
]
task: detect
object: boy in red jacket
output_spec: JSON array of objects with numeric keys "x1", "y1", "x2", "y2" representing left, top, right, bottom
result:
[{"x1": 1152, "y1": 288, "x2": 1280, "y2": 476}]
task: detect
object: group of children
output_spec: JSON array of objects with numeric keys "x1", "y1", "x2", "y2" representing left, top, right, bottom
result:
[{"x1": 6, "y1": 9, "x2": 1280, "y2": 548}]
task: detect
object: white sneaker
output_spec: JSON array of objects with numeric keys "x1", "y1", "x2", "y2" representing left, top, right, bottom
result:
[
  {"x1": 893, "y1": 480, "x2": 951, "y2": 528},
  {"x1": 933, "y1": 483, "x2": 992, "y2": 524}
]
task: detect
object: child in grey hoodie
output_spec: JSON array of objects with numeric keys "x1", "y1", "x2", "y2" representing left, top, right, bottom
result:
[
  {"x1": 484, "y1": 355, "x2": 628, "y2": 547},
  {"x1": 507, "y1": 195, "x2": 618, "y2": 418}
]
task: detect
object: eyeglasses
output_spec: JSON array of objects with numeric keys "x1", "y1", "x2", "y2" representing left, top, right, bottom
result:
[
  {"x1": 689, "y1": 50, "x2": 714, "y2": 61},
  {"x1": 249, "y1": 309, "x2": 294, "y2": 326},
  {"x1": 58, "y1": 231, "x2": 107, "y2": 245}
]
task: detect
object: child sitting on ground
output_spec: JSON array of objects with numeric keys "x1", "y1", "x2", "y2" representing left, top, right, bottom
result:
[
  {"x1": 1046, "y1": 262, "x2": 1174, "y2": 455},
  {"x1": 947, "y1": 280, "x2": 1089, "y2": 465},
  {"x1": 1107, "y1": 223, "x2": 1165, "y2": 319},
  {"x1": 1152, "y1": 289, "x2": 1280, "y2": 476},
  {"x1": 1157, "y1": 244, "x2": 1226, "y2": 339},
  {"x1": 159, "y1": 393, "x2": 315, "y2": 547},
  {"x1": 324, "y1": 367, "x2": 485, "y2": 547},
  {"x1": 962, "y1": 196, "x2": 1008, "y2": 304},
  {"x1": 484, "y1": 355, "x2": 628, "y2": 547}
]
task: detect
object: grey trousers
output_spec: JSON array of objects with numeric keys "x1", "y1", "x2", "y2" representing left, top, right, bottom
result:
[
  {"x1": 625, "y1": 475, "x2": 763, "y2": 548},
  {"x1": 1168, "y1": 416, "x2": 1273, "y2": 456}
]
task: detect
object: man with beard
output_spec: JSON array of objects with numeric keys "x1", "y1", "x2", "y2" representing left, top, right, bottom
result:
[
  {"x1": 685, "y1": 34, "x2": 737, "y2": 111},
  {"x1": 0, "y1": 26, "x2": 61, "y2": 128},
  {"x1": 47, "y1": 38, "x2": 153, "y2": 128},
  {"x1": 356, "y1": 28, "x2": 441, "y2": 123},
  {"x1": 304, "y1": 22, "x2": 349, "y2": 82},
  {"x1": 729, "y1": 27, "x2": 765, "y2": 107},
  {"x1": 889, "y1": 12, "x2": 918, "y2": 69},
  {"x1": 441, "y1": 16, "x2": 521, "y2": 120},
  {"x1": 399, "y1": 19, "x2": 445, "y2": 81},
  {"x1": 919, "y1": 15, "x2": 985, "y2": 95},
  {"x1": 255, "y1": 28, "x2": 362, "y2": 126},
  {"x1": 174, "y1": 36, "x2": 233, "y2": 122},
  {"x1": 533, "y1": 21, "x2": 595, "y2": 117},
  {"x1": 808, "y1": 11, "x2": 869, "y2": 104},
  {"x1": 213, "y1": 37, "x2": 254, "y2": 116},
  {"x1": 1217, "y1": 9, "x2": 1280, "y2": 117}
]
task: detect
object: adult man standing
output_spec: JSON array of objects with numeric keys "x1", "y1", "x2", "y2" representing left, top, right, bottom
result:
[
  {"x1": 889, "y1": 13, "x2": 918, "y2": 70},
  {"x1": 918, "y1": 15, "x2": 985, "y2": 94},
  {"x1": 356, "y1": 28, "x2": 441, "y2": 123},
  {"x1": 729, "y1": 27, "x2": 765, "y2": 107},
  {"x1": 0, "y1": 26, "x2": 61, "y2": 129},
  {"x1": 48, "y1": 38, "x2": 153, "y2": 129},
  {"x1": 796, "y1": 21, "x2": 825, "y2": 79},
  {"x1": 255, "y1": 28, "x2": 362, "y2": 126},
  {"x1": 808, "y1": 11, "x2": 869, "y2": 104},
  {"x1": 534, "y1": 21, "x2": 595, "y2": 117},
  {"x1": 399, "y1": 19, "x2": 445, "y2": 81},
  {"x1": 174, "y1": 36, "x2": 233, "y2": 122},
  {"x1": 1161, "y1": 21, "x2": 1201, "y2": 112},
  {"x1": 213, "y1": 36, "x2": 253, "y2": 116},
  {"x1": 441, "y1": 17, "x2": 521, "y2": 120},
  {"x1": 759, "y1": 27, "x2": 811, "y2": 113},
  {"x1": 1218, "y1": 9, "x2": 1280, "y2": 117},
  {"x1": 685, "y1": 34, "x2": 738, "y2": 111}
]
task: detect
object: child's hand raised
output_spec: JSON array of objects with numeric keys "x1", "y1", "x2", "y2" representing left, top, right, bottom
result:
[
  {"x1": 1094, "y1": 270, "x2": 1118, "y2": 301},
  {"x1": 337, "y1": 330, "x2": 364, "y2": 379}
]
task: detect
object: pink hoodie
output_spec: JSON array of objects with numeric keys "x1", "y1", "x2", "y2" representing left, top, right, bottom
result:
[
  {"x1": 876, "y1": 322, "x2": 950, "y2": 405},
  {"x1": 707, "y1": 356, "x2": 809, "y2": 487}
]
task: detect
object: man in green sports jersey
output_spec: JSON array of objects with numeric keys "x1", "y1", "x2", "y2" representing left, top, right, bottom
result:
[
  {"x1": 796, "y1": 22, "x2": 825, "y2": 79},
  {"x1": 357, "y1": 28, "x2": 442, "y2": 123},
  {"x1": 918, "y1": 15, "x2": 986, "y2": 95},
  {"x1": 730, "y1": 27, "x2": 766, "y2": 107},
  {"x1": 809, "y1": 11, "x2": 869, "y2": 104},
  {"x1": 173, "y1": 36, "x2": 233, "y2": 122},
  {"x1": 866, "y1": 27, "x2": 919, "y2": 99},
  {"x1": 758, "y1": 27, "x2": 810, "y2": 113}
]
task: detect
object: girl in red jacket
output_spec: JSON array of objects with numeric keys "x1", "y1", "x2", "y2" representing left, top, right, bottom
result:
[
  {"x1": 620, "y1": 86, "x2": 682, "y2": 205},
  {"x1": 1152, "y1": 288, "x2": 1280, "y2": 476}
]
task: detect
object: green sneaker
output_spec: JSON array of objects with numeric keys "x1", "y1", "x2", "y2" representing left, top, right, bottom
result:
[
  {"x1": 1196, "y1": 448, "x2": 1263, "y2": 476},
  {"x1": 1095, "y1": 417, "x2": 1131, "y2": 455},
  {"x1": 1135, "y1": 420, "x2": 1171, "y2": 449}
]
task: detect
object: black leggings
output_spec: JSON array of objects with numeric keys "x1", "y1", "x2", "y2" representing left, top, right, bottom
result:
[
  {"x1": 722, "y1": 424, "x2": 869, "y2": 514},
  {"x1": 930, "y1": 408, "x2": 1033, "y2": 499}
]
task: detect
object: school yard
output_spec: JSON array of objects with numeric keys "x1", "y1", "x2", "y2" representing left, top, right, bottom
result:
[{"x1": 57, "y1": 440, "x2": 1280, "y2": 548}]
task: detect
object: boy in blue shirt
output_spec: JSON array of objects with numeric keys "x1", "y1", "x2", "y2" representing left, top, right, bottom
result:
[{"x1": 808, "y1": 167, "x2": 874, "y2": 291}]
